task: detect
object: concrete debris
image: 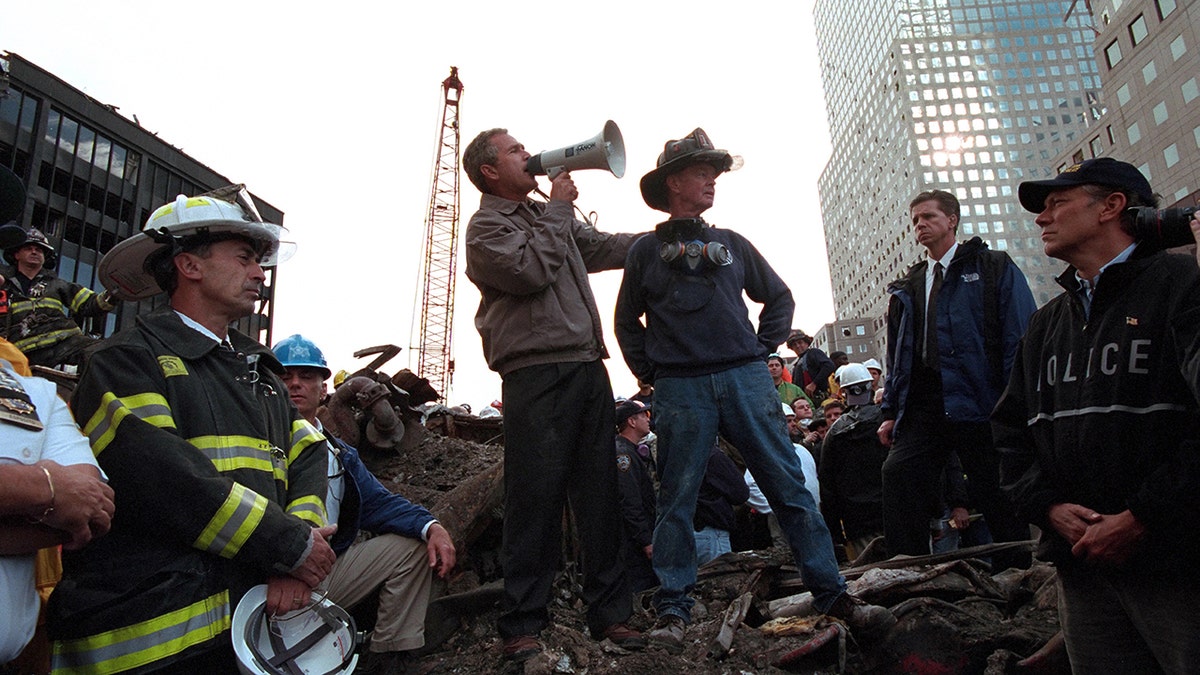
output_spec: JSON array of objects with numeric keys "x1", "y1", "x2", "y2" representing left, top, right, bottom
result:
[{"x1": 313, "y1": 349, "x2": 1068, "y2": 674}]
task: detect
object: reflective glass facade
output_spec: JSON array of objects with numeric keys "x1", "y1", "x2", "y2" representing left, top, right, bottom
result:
[{"x1": 814, "y1": 0, "x2": 1098, "y2": 348}]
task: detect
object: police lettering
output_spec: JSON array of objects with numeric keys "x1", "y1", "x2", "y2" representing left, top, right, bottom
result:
[{"x1": 1039, "y1": 339, "x2": 1151, "y2": 389}]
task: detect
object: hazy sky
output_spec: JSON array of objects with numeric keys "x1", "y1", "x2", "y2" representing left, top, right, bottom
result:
[{"x1": 3, "y1": 1, "x2": 837, "y2": 409}]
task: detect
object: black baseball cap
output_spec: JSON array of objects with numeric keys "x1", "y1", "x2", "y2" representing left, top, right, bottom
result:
[
  {"x1": 1018, "y1": 158, "x2": 1153, "y2": 214},
  {"x1": 615, "y1": 399, "x2": 651, "y2": 427}
]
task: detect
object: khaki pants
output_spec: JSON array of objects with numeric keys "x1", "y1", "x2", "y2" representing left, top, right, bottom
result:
[{"x1": 322, "y1": 534, "x2": 432, "y2": 653}]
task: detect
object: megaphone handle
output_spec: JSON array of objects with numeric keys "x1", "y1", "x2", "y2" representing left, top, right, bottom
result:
[
  {"x1": 533, "y1": 187, "x2": 600, "y2": 228},
  {"x1": 547, "y1": 166, "x2": 565, "y2": 180}
]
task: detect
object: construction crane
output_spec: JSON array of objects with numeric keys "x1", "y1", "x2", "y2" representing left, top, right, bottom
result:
[{"x1": 416, "y1": 67, "x2": 463, "y2": 401}]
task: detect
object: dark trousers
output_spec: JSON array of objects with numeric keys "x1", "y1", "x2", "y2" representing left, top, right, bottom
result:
[
  {"x1": 1058, "y1": 565, "x2": 1200, "y2": 674},
  {"x1": 881, "y1": 415, "x2": 1030, "y2": 569},
  {"x1": 497, "y1": 361, "x2": 631, "y2": 639}
]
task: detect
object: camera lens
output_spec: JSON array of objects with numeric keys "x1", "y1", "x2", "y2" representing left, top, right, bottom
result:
[{"x1": 1128, "y1": 205, "x2": 1199, "y2": 250}]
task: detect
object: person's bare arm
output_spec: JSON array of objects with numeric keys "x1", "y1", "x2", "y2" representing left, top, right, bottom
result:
[{"x1": 0, "y1": 462, "x2": 113, "y2": 554}]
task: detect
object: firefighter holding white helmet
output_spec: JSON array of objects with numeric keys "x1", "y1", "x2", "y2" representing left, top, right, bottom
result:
[{"x1": 47, "y1": 186, "x2": 332, "y2": 673}]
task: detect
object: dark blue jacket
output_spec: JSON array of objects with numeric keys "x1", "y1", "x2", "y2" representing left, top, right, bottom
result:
[
  {"x1": 615, "y1": 435, "x2": 656, "y2": 549},
  {"x1": 326, "y1": 435, "x2": 435, "y2": 556},
  {"x1": 615, "y1": 225, "x2": 794, "y2": 381},
  {"x1": 694, "y1": 446, "x2": 750, "y2": 533},
  {"x1": 881, "y1": 237, "x2": 1035, "y2": 427}
]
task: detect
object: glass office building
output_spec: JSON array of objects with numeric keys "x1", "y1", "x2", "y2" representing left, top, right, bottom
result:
[
  {"x1": 1051, "y1": 0, "x2": 1199, "y2": 210},
  {"x1": 0, "y1": 51, "x2": 283, "y2": 343},
  {"x1": 813, "y1": 0, "x2": 1099, "y2": 353}
]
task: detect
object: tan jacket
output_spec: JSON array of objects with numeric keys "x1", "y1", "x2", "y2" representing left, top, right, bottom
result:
[{"x1": 465, "y1": 195, "x2": 637, "y2": 375}]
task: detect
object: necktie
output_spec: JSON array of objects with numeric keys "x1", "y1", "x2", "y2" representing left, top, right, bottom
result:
[
  {"x1": 925, "y1": 262, "x2": 943, "y2": 367},
  {"x1": 1077, "y1": 278, "x2": 1093, "y2": 320}
]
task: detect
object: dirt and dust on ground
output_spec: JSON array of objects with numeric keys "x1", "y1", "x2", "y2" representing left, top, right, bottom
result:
[{"x1": 346, "y1": 407, "x2": 1068, "y2": 675}]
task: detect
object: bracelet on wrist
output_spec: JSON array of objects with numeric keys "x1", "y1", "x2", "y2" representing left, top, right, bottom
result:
[{"x1": 29, "y1": 464, "x2": 55, "y2": 524}]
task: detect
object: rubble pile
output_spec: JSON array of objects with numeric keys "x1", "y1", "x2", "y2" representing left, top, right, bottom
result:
[{"x1": 352, "y1": 420, "x2": 1065, "y2": 674}]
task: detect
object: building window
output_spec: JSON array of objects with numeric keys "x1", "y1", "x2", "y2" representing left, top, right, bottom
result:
[
  {"x1": 1164, "y1": 144, "x2": 1180, "y2": 168},
  {"x1": 1170, "y1": 36, "x2": 1187, "y2": 61},
  {"x1": 1143, "y1": 60, "x2": 1158, "y2": 84},
  {"x1": 1128, "y1": 122, "x2": 1142, "y2": 145},
  {"x1": 1105, "y1": 40, "x2": 1123, "y2": 69},
  {"x1": 1156, "y1": 0, "x2": 1177, "y2": 19},
  {"x1": 1116, "y1": 83, "x2": 1132, "y2": 105},
  {"x1": 1089, "y1": 135, "x2": 1104, "y2": 157},
  {"x1": 1128, "y1": 15, "x2": 1148, "y2": 46},
  {"x1": 1153, "y1": 102, "x2": 1169, "y2": 125},
  {"x1": 855, "y1": 325, "x2": 866, "y2": 336},
  {"x1": 1183, "y1": 78, "x2": 1199, "y2": 104}
]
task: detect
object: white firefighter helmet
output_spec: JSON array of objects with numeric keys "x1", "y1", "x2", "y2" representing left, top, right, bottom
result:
[
  {"x1": 99, "y1": 185, "x2": 296, "y2": 300},
  {"x1": 231, "y1": 584, "x2": 359, "y2": 675},
  {"x1": 835, "y1": 363, "x2": 873, "y2": 388}
]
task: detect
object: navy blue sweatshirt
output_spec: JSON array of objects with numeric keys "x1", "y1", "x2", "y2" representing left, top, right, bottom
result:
[{"x1": 615, "y1": 224, "x2": 794, "y2": 381}]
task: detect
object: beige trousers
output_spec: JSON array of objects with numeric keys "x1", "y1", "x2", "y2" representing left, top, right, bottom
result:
[{"x1": 321, "y1": 533, "x2": 432, "y2": 653}]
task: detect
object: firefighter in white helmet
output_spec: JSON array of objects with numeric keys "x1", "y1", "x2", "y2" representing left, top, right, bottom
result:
[{"x1": 47, "y1": 186, "x2": 332, "y2": 673}]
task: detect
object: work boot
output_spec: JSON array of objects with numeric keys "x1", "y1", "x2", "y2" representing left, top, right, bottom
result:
[
  {"x1": 356, "y1": 649, "x2": 417, "y2": 674},
  {"x1": 647, "y1": 615, "x2": 686, "y2": 654},
  {"x1": 825, "y1": 593, "x2": 897, "y2": 638},
  {"x1": 595, "y1": 623, "x2": 646, "y2": 651},
  {"x1": 501, "y1": 634, "x2": 542, "y2": 662}
]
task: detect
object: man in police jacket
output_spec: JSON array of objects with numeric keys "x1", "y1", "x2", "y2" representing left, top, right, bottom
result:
[{"x1": 996, "y1": 158, "x2": 1200, "y2": 672}]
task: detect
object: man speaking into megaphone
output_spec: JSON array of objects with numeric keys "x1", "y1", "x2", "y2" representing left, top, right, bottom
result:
[{"x1": 461, "y1": 127, "x2": 646, "y2": 663}]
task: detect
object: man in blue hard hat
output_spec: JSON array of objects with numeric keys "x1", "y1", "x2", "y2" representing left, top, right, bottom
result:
[{"x1": 274, "y1": 334, "x2": 457, "y2": 674}]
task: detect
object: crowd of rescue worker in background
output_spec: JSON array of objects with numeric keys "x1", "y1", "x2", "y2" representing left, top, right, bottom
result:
[{"x1": 2, "y1": 121, "x2": 1199, "y2": 675}]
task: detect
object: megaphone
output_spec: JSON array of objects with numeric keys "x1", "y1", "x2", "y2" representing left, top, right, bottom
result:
[{"x1": 526, "y1": 120, "x2": 625, "y2": 179}]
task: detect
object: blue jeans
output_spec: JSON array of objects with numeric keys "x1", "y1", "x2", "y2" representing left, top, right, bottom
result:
[
  {"x1": 651, "y1": 362, "x2": 846, "y2": 623},
  {"x1": 693, "y1": 527, "x2": 731, "y2": 566}
]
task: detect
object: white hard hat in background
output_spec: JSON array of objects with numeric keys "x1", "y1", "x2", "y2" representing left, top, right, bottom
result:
[{"x1": 835, "y1": 363, "x2": 873, "y2": 388}]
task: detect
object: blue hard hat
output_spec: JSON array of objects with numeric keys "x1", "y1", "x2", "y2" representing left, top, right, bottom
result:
[{"x1": 272, "y1": 334, "x2": 331, "y2": 379}]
